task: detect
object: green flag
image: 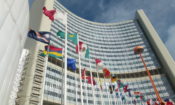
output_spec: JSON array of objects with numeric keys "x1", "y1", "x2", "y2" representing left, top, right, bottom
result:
[
  {"x1": 57, "y1": 31, "x2": 78, "y2": 45},
  {"x1": 85, "y1": 48, "x2": 90, "y2": 58}
]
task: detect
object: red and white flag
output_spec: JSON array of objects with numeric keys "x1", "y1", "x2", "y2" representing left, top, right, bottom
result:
[
  {"x1": 95, "y1": 59, "x2": 103, "y2": 68},
  {"x1": 43, "y1": 7, "x2": 67, "y2": 24}
]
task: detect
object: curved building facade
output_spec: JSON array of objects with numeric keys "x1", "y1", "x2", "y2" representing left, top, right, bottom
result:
[{"x1": 18, "y1": 0, "x2": 175, "y2": 105}]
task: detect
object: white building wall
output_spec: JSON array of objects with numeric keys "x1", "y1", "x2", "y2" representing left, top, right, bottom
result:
[{"x1": 0, "y1": 0, "x2": 29, "y2": 105}]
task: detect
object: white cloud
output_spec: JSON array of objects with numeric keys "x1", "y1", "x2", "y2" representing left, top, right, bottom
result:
[{"x1": 165, "y1": 25, "x2": 175, "y2": 60}]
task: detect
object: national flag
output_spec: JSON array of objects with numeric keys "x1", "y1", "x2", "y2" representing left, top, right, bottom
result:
[
  {"x1": 111, "y1": 76, "x2": 118, "y2": 83},
  {"x1": 134, "y1": 91, "x2": 142, "y2": 95},
  {"x1": 86, "y1": 76, "x2": 96, "y2": 85},
  {"x1": 40, "y1": 45, "x2": 63, "y2": 58},
  {"x1": 40, "y1": 50, "x2": 63, "y2": 58},
  {"x1": 95, "y1": 59, "x2": 103, "y2": 68},
  {"x1": 123, "y1": 85, "x2": 129, "y2": 93},
  {"x1": 128, "y1": 90, "x2": 132, "y2": 97},
  {"x1": 109, "y1": 85, "x2": 115, "y2": 94},
  {"x1": 134, "y1": 92, "x2": 144, "y2": 100},
  {"x1": 76, "y1": 41, "x2": 89, "y2": 58},
  {"x1": 85, "y1": 47, "x2": 90, "y2": 58},
  {"x1": 43, "y1": 7, "x2": 67, "y2": 24},
  {"x1": 82, "y1": 68, "x2": 86, "y2": 79},
  {"x1": 42, "y1": 7, "x2": 56, "y2": 21},
  {"x1": 67, "y1": 58, "x2": 76, "y2": 71},
  {"x1": 117, "y1": 80, "x2": 124, "y2": 88},
  {"x1": 121, "y1": 96, "x2": 126, "y2": 102},
  {"x1": 27, "y1": 29, "x2": 50, "y2": 44},
  {"x1": 115, "y1": 88, "x2": 119, "y2": 92},
  {"x1": 133, "y1": 99, "x2": 137, "y2": 105},
  {"x1": 45, "y1": 45, "x2": 63, "y2": 53},
  {"x1": 119, "y1": 93, "x2": 126, "y2": 102},
  {"x1": 166, "y1": 101, "x2": 174, "y2": 105},
  {"x1": 103, "y1": 68, "x2": 110, "y2": 78},
  {"x1": 57, "y1": 31, "x2": 77, "y2": 45},
  {"x1": 116, "y1": 92, "x2": 118, "y2": 96},
  {"x1": 164, "y1": 99, "x2": 174, "y2": 105},
  {"x1": 140, "y1": 95, "x2": 145, "y2": 101}
]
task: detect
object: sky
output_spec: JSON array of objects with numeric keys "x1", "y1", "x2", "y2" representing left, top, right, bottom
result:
[{"x1": 29, "y1": 0, "x2": 175, "y2": 60}]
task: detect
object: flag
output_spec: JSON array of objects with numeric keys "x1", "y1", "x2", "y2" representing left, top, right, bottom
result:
[
  {"x1": 27, "y1": 29, "x2": 50, "y2": 44},
  {"x1": 67, "y1": 58, "x2": 76, "y2": 71},
  {"x1": 111, "y1": 76, "x2": 118, "y2": 83},
  {"x1": 128, "y1": 90, "x2": 132, "y2": 97},
  {"x1": 54, "y1": 9, "x2": 67, "y2": 24},
  {"x1": 134, "y1": 91, "x2": 142, "y2": 95},
  {"x1": 85, "y1": 47, "x2": 90, "y2": 58},
  {"x1": 40, "y1": 45, "x2": 63, "y2": 58},
  {"x1": 123, "y1": 85, "x2": 129, "y2": 92},
  {"x1": 76, "y1": 41, "x2": 89, "y2": 58},
  {"x1": 43, "y1": 7, "x2": 67, "y2": 24},
  {"x1": 133, "y1": 99, "x2": 137, "y2": 105},
  {"x1": 166, "y1": 101, "x2": 174, "y2": 105},
  {"x1": 115, "y1": 88, "x2": 119, "y2": 92},
  {"x1": 42, "y1": 6, "x2": 56, "y2": 21},
  {"x1": 134, "y1": 92, "x2": 144, "y2": 100},
  {"x1": 103, "y1": 68, "x2": 110, "y2": 78},
  {"x1": 82, "y1": 68, "x2": 86, "y2": 79},
  {"x1": 45, "y1": 45, "x2": 63, "y2": 52},
  {"x1": 57, "y1": 31, "x2": 78, "y2": 44},
  {"x1": 134, "y1": 92, "x2": 142, "y2": 98},
  {"x1": 95, "y1": 59, "x2": 103, "y2": 68},
  {"x1": 164, "y1": 99, "x2": 174, "y2": 105},
  {"x1": 117, "y1": 80, "x2": 124, "y2": 88},
  {"x1": 40, "y1": 50, "x2": 63, "y2": 58},
  {"x1": 109, "y1": 85, "x2": 115, "y2": 94},
  {"x1": 116, "y1": 92, "x2": 118, "y2": 96},
  {"x1": 86, "y1": 76, "x2": 96, "y2": 85},
  {"x1": 121, "y1": 95, "x2": 126, "y2": 102},
  {"x1": 119, "y1": 92, "x2": 126, "y2": 102}
]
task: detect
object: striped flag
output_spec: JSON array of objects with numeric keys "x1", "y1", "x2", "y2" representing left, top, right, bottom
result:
[
  {"x1": 76, "y1": 41, "x2": 89, "y2": 58},
  {"x1": 40, "y1": 45, "x2": 63, "y2": 58}
]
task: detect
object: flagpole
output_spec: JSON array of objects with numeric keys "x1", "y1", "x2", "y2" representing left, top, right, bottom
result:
[
  {"x1": 110, "y1": 76, "x2": 117, "y2": 105},
  {"x1": 74, "y1": 70, "x2": 78, "y2": 105},
  {"x1": 40, "y1": 35, "x2": 51, "y2": 105},
  {"x1": 88, "y1": 52, "x2": 95, "y2": 105},
  {"x1": 83, "y1": 69, "x2": 88, "y2": 105},
  {"x1": 77, "y1": 34, "x2": 84, "y2": 105},
  {"x1": 96, "y1": 67, "x2": 104, "y2": 105},
  {"x1": 103, "y1": 75, "x2": 111, "y2": 105},
  {"x1": 63, "y1": 12, "x2": 68, "y2": 105}
]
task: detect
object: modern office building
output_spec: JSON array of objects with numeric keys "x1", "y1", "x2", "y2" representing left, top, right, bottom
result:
[
  {"x1": 0, "y1": 0, "x2": 29, "y2": 105},
  {"x1": 16, "y1": 0, "x2": 175, "y2": 105}
]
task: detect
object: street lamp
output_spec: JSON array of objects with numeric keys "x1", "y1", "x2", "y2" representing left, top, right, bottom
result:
[{"x1": 134, "y1": 46, "x2": 164, "y2": 104}]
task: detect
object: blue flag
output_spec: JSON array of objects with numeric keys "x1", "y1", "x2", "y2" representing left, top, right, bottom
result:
[
  {"x1": 67, "y1": 58, "x2": 76, "y2": 71},
  {"x1": 27, "y1": 29, "x2": 51, "y2": 44}
]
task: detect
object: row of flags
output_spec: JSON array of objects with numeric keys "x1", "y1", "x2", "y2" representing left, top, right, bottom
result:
[{"x1": 28, "y1": 6, "x2": 175, "y2": 105}]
